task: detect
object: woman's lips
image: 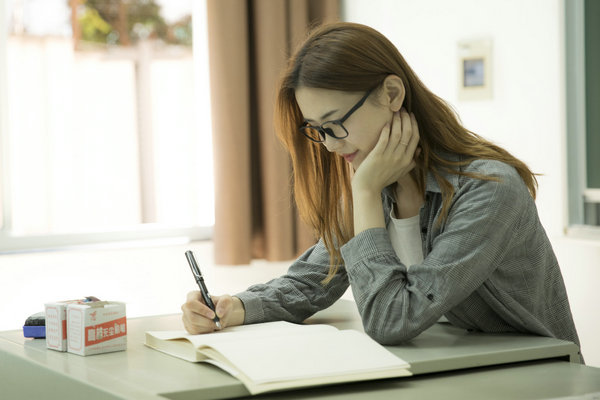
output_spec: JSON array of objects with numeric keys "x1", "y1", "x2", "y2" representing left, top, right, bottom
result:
[{"x1": 342, "y1": 151, "x2": 358, "y2": 163}]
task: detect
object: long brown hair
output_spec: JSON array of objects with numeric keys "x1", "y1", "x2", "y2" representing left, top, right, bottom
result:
[{"x1": 275, "y1": 22, "x2": 537, "y2": 283}]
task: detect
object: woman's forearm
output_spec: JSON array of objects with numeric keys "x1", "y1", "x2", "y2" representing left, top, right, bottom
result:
[{"x1": 352, "y1": 187, "x2": 386, "y2": 235}]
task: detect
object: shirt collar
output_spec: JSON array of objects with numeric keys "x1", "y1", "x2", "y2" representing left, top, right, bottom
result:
[
  {"x1": 425, "y1": 152, "x2": 462, "y2": 193},
  {"x1": 382, "y1": 151, "x2": 462, "y2": 201}
]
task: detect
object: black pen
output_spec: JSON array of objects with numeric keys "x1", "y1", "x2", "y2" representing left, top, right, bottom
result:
[{"x1": 185, "y1": 250, "x2": 222, "y2": 329}]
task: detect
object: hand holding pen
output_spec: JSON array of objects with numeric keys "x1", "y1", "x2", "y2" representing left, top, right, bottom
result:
[
  {"x1": 181, "y1": 251, "x2": 247, "y2": 334},
  {"x1": 185, "y1": 250, "x2": 222, "y2": 330}
]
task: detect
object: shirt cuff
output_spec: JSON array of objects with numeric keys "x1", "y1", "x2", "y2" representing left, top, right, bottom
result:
[
  {"x1": 340, "y1": 227, "x2": 397, "y2": 267},
  {"x1": 234, "y1": 291, "x2": 265, "y2": 324}
]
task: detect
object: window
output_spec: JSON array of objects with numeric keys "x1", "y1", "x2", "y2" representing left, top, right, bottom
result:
[
  {"x1": 0, "y1": 0, "x2": 214, "y2": 252},
  {"x1": 582, "y1": 0, "x2": 600, "y2": 226},
  {"x1": 566, "y1": 0, "x2": 600, "y2": 232}
]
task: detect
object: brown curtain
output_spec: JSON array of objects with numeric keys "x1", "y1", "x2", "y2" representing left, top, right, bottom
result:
[{"x1": 206, "y1": 0, "x2": 339, "y2": 265}]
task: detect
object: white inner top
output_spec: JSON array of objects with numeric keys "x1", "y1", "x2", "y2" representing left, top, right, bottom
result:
[{"x1": 386, "y1": 207, "x2": 424, "y2": 270}]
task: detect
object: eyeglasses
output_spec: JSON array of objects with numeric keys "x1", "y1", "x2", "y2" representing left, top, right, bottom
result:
[{"x1": 299, "y1": 88, "x2": 374, "y2": 143}]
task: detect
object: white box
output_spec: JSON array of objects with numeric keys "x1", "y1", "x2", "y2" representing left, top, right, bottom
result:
[
  {"x1": 45, "y1": 301, "x2": 77, "y2": 351},
  {"x1": 67, "y1": 301, "x2": 127, "y2": 356}
]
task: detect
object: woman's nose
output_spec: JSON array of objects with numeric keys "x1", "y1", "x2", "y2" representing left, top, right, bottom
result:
[{"x1": 322, "y1": 135, "x2": 344, "y2": 152}]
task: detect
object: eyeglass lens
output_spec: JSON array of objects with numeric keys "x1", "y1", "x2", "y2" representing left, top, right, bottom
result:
[{"x1": 302, "y1": 121, "x2": 347, "y2": 142}]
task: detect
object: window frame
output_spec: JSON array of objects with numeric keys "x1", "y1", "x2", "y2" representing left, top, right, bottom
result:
[
  {"x1": 565, "y1": 0, "x2": 600, "y2": 239},
  {"x1": 0, "y1": 0, "x2": 213, "y2": 254}
]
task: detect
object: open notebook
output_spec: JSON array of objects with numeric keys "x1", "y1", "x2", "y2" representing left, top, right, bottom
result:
[{"x1": 145, "y1": 321, "x2": 411, "y2": 395}]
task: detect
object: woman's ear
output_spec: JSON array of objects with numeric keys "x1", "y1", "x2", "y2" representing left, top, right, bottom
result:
[{"x1": 381, "y1": 75, "x2": 405, "y2": 112}]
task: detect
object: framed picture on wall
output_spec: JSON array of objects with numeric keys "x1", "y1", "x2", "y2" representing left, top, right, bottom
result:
[{"x1": 458, "y1": 39, "x2": 492, "y2": 100}]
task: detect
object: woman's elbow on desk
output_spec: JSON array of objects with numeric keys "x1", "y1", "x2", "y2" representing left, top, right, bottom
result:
[
  {"x1": 360, "y1": 310, "x2": 429, "y2": 345},
  {"x1": 357, "y1": 292, "x2": 441, "y2": 345}
]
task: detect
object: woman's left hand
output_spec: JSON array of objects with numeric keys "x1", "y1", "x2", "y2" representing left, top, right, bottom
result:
[{"x1": 351, "y1": 109, "x2": 420, "y2": 195}]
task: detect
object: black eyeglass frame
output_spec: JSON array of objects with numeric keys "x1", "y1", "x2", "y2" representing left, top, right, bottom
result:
[{"x1": 299, "y1": 87, "x2": 375, "y2": 143}]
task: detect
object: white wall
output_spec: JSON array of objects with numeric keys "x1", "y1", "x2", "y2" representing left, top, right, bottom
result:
[{"x1": 343, "y1": 0, "x2": 600, "y2": 366}]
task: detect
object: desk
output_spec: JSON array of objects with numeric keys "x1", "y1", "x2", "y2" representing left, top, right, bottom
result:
[{"x1": 1, "y1": 300, "x2": 598, "y2": 400}]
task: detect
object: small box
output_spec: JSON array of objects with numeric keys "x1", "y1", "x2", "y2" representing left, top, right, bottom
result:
[
  {"x1": 45, "y1": 302, "x2": 73, "y2": 351},
  {"x1": 67, "y1": 301, "x2": 127, "y2": 356}
]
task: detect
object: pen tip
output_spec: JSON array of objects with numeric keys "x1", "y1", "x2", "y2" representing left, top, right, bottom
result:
[{"x1": 216, "y1": 321, "x2": 222, "y2": 330}]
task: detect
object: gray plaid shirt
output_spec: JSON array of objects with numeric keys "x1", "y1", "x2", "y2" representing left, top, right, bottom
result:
[{"x1": 236, "y1": 157, "x2": 580, "y2": 349}]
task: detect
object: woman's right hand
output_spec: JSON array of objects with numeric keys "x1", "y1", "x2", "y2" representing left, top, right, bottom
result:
[
  {"x1": 181, "y1": 291, "x2": 246, "y2": 334},
  {"x1": 351, "y1": 109, "x2": 420, "y2": 194}
]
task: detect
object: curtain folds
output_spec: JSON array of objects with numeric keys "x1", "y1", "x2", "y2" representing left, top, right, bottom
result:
[{"x1": 206, "y1": 0, "x2": 339, "y2": 264}]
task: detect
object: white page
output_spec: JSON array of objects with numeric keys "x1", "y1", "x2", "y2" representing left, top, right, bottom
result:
[
  {"x1": 206, "y1": 329, "x2": 409, "y2": 384},
  {"x1": 147, "y1": 321, "x2": 337, "y2": 348}
]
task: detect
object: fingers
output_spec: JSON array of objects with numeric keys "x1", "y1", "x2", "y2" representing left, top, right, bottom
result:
[
  {"x1": 352, "y1": 108, "x2": 420, "y2": 192},
  {"x1": 181, "y1": 292, "x2": 236, "y2": 334},
  {"x1": 371, "y1": 109, "x2": 420, "y2": 164},
  {"x1": 183, "y1": 291, "x2": 216, "y2": 319},
  {"x1": 181, "y1": 290, "x2": 219, "y2": 334},
  {"x1": 399, "y1": 109, "x2": 412, "y2": 146},
  {"x1": 391, "y1": 109, "x2": 411, "y2": 149},
  {"x1": 406, "y1": 112, "x2": 420, "y2": 158},
  {"x1": 372, "y1": 121, "x2": 391, "y2": 154},
  {"x1": 182, "y1": 310, "x2": 214, "y2": 334},
  {"x1": 214, "y1": 295, "x2": 232, "y2": 319},
  {"x1": 375, "y1": 108, "x2": 416, "y2": 151},
  {"x1": 186, "y1": 290, "x2": 201, "y2": 303},
  {"x1": 384, "y1": 111, "x2": 401, "y2": 153},
  {"x1": 387, "y1": 109, "x2": 418, "y2": 159}
]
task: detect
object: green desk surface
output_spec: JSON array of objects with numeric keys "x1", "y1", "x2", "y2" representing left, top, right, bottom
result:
[
  {"x1": 240, "y1": 361, "x2": 600, "y2": 400},
  {"x1": 0, "y1": 300, "x2": 597, "y2": 400}
]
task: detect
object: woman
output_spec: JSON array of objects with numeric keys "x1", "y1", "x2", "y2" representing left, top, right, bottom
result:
[{"x1": 182, "y1": 22, "x2": 580, "y2": 347}]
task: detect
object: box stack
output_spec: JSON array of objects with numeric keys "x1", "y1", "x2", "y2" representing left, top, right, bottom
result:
[{"x1": 45, "y1": 298, "x2": 127, "y2": 356}]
